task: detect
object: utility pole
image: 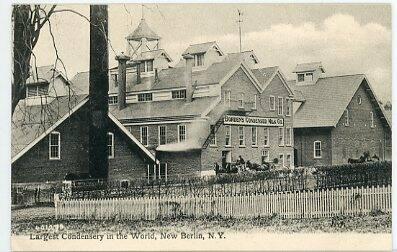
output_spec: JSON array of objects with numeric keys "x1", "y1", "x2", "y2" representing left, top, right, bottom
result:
[{"x1": 237, "y1": 9, "x2": 243, "y2": 53}]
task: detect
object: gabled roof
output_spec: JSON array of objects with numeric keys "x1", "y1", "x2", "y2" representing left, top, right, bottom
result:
[
  {"x1": 226, "y1": 50, "x2": 259, "y2": 64},
  {"x1": 293, "y1": 62, "x2": 325, "y2": 73},
  {"x1": 126, "y1": 18, "x2": 161, "y2": 41},
  {"x1": 26, "y1": 65, "x2": 64, "y2": 85},
  {"x1": 288, "y1": 74, "x2": 391, "y2": 129},
  {"x1": 182, "y1": 41, "x2": 224, "y2": 55},
  {"x1": 134, "y1": 49, "x2": 172, "y2": 62},
  {"x1": 252, "y1": 66, "x2": 294, "y2": 96},
  {"x1": 11, "y1": 95, "x2": 157, "y2": 164}
]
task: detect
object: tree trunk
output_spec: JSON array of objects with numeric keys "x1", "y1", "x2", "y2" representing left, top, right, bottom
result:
[
  {"x1": 12, "y1": 5, "x2": 32, "y2": 115},
  {"x1": 88, "y1": 5, "x2": 109, "y2": 180}
]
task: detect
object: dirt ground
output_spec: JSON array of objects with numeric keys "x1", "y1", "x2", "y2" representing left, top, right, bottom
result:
[{"x1": 11, "y1": 206, "x2": 391, "y2": 235}]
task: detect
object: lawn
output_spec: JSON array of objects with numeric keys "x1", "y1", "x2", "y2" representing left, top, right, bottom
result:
[{"x1": 11, "y1": 206, "x2": 391, "y2": 235}]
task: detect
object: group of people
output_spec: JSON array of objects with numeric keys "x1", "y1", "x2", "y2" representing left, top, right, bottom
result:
[{"x1": 214, "y1": 155, "x2": 264, "y2": 175}]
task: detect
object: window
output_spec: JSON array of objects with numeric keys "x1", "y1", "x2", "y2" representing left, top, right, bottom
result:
[
  {"x1": 172, "y1": 90, "x2": 186, "y2": 99},
  {"x1": 107, "y1": 132, "x2": 114, "y2": 159},
  {"x1": 49, "y1": 132, "x2": 60, "y2": 160},
  {"x1": 269, "y1": 96, "x2": 275, "y2": 111},
  {"x1": 344, "y1": 109, "x2": 349, "y2": 126},
  {"x1": 27, "y1": 84, "x2": 49, "y2": 97},
  {"x1": 140, "y1": 61, "x2": 146, "y2": 72},
  {"x1": 120, "y1": 179, "x2": 129, "y2": 189},
  {"x1": 140, "y1": 126, "x2": 148, "y2": 146},
  {"x1": 285, "y1": 127, "x2": 292, "y2": 146},
  {"x1": 278, "y1": 97, "x2": 283, "y2": 115},
  {"x1": 263, "y1": 128, "x2": 269, "y2": 147},
  {"x1": 358, "y1": 95, "x2": 362, "y2": 105},
  {"x1": 253, "y1": 94, "x2": 257, "y2": 110},
  {"x1": 158, "y1": 163, "x2": 168, "y2": 181},
  {"x1": 193, "y1": 53, "x2": 204, "y2": 67},
  {"x1": 286, "y1": 154, "x2": 291, "y2": 168},
  {"x1": 305, "y1": 73, "x2": 313, "y2": 81},
  {"x1": 158, "y1": 126, "x2": 167, "y2": 145},
  {"x1": 178, "y1": 125, "x2": 186, "y2": 142},
  {"x1": 146, "y1": 60, "x2": 154, "y2": 72},
  {"x1": 370, "y1": 111, "x2": 374, "y2": 128},
  {"x1": 251, "y1": 127, "x2": 257, "y2": 146},
  {"x1": 224, "y1": 90, "x2": 231, "y2": 107},
  {"x1": 314, "y1": 141, "x2": 322, "y2": 158},
  {"x1": 238, "y1": 126, "x2": 245, "y2": 146},
  {"x1": 210, "y1": 125, "x2": 217, "y2": 146},
  {"x1": 112, "y1": 74, "x2": 118, "y2": 87},
  {"x1": 138, "y1": 93, "x2": 153, "y2": 102},
  {"x1": 108, "y1": 96, "x2": 118, "y2": 105},
  {"x1": 239, "y1": 93, "x2": 244, "y2": 108},
  {"x1": 285, "y1": 98, "x2": 291, "y2": 116},
  {"x1": 278, "y1": 127, "x2": 284, "y2": 146},
  {"x1": 225, "y1": 125, "x2": 231, "y2": 146},
  {"x1": 261, "y1": 150, "x2": 269, "y2": 163},
  {"x1": 297, "y1": 73, "x2": 305, "y2": 82},
  {"x1": 279, "y1": 154, "x2": 285, "y2": 167}
]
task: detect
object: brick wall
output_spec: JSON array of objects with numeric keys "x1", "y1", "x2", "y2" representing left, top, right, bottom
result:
[
  {"x1": 294, "y1": 127, "x2": 332, "y2": 166},
  {"x1": 202, "y1": 68, "x2": 294, "y2": 171},
  {"x1": 157, "y1": 150, "x2": 201, "y2": 177},
  {"x1": 331, "y1": 81, "x2": 390, "y2": 164},
  {"x1": 12, "y1": 106, "x2": 91, "y2": 183}
]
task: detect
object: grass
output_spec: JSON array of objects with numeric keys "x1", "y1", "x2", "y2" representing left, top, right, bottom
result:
[{"x1": 11, "y1": 206, "x2": 391, "y2": 235}]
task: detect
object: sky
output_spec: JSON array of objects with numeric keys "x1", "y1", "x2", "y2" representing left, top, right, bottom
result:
[{"x1": 32, "y1": 3, "x2": 392, "y2": 102}]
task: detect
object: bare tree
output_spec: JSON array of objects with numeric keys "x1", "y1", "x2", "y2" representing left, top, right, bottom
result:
[{"x1": 12, "y1": 5, "x2": 56, "y2": 115}]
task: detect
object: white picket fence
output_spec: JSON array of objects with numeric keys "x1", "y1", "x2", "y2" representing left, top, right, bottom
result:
[{"x1": 54, "y1": 184, "x2": 391, "y2": 220}]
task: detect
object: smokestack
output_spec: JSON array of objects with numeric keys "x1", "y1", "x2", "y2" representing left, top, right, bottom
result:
[
  {"x1": 182, "y1": 53, "x2": 194, "y2": 102},
  {"x1": 136, "y1": 61, "x2": 141, "y2": 84},
  {"x1": 115, "y1": 53, "x2": 130, "y2": 110}
]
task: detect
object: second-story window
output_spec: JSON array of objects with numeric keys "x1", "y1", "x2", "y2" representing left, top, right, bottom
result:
[
  {"x1": 178, "y1": 125, "x2": 187, "y2": 142},
  {"x1": 370, "y1": 111, "x2": 375, "y2": 128},
  {"x1": 140, "y1": 126, "x2": 148, "y2": 146},
  {"x1": 285, "y1": 127, "x2": 292, "y2": 146},
  {"x1": 210, "y1": 125, "x2": 217, "y2": 146},
  {"x1": 49, "y1": 131, "x2": 60, "y2": 160},
  {"x1": 278, "y1": 97, "x2": 284, "y2": 115},
  {"x1": 344, "y1": 109, "x2": 349, "y2": 126},
  {"x1": 253, "y1": 94, "x2": 257, "y2": 110},
  {"x1": 107, "y1": 132, "x2": 114, "y2": 159},
  {"x1": 239, "y1": 93, "x2": 244, "y2": 108},
  {"x1": 159, "y1": 126, "x2": 167, "y2": 145},
  {"x1": 140, "y1": 60, "x2": 154, "y2": 72},
  {"x1": 269, "y1": 95, "x2": 275, "y2": 111},
  {"x1": 193, "y1": 53, "x2": 204, "y2": 67},
  {"x1": 225, "y1": 125, "x2": 231, "y2": 146},
  {"x1": 172, "y1": 90, "x2": 186, "y2": 99},
  {"x1": 224, "y1": 90, "x2": 231, "y2": 107},
  {"x1": 286, "y1": 98, "x2": 291, "y2": 116},
  {"x1": 278, "y1": 127, "x2": 284, "y2": 146},
  {"x1": 112, "y1": 74, "x2": 118, "y2": 87},
  {"x1": 138, "y1": 93, "x2": 153, "y2": 102}
]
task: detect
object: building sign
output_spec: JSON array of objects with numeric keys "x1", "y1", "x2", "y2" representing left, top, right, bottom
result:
[{"x1": 223, "y1": 115, "x2": 284, "y2": 127}]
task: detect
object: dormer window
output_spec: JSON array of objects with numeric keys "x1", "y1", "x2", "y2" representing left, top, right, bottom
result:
[
  {"x1": 306, "y1": 73, "x2": 313, "y2": 81},
  {"x1": 297, "y1": 74, "x2": 305, "y2": 82},
  {"x1": 193, "y1": 53, "x2": 204, "y2": 67},
  {"x1": 26, "y1": 84, "x2": 49, "y2": 97},
  {"x1": 140, "y1": 60, "x2": 154, "y2": 73}
]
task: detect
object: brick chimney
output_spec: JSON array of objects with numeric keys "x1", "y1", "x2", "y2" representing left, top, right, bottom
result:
[
  {"x1": 182, "y1": 53, "x2": 194, "y2": 102},
  {"x1": 115, "y1": 53, "x2": 130, "y2": 110}
]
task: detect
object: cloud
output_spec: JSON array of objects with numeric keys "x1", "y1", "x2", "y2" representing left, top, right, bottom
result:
[{"x1": 165, "y1": 13, "x2": 391, "y2": 102}]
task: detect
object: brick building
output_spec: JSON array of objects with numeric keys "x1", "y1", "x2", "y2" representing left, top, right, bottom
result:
[
  {"x1": 289, "y1": 62, "x2": 391, "y2": 166},
  {"x1": 11, "y1": 71, "x2": 156, "y2": 184}
]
